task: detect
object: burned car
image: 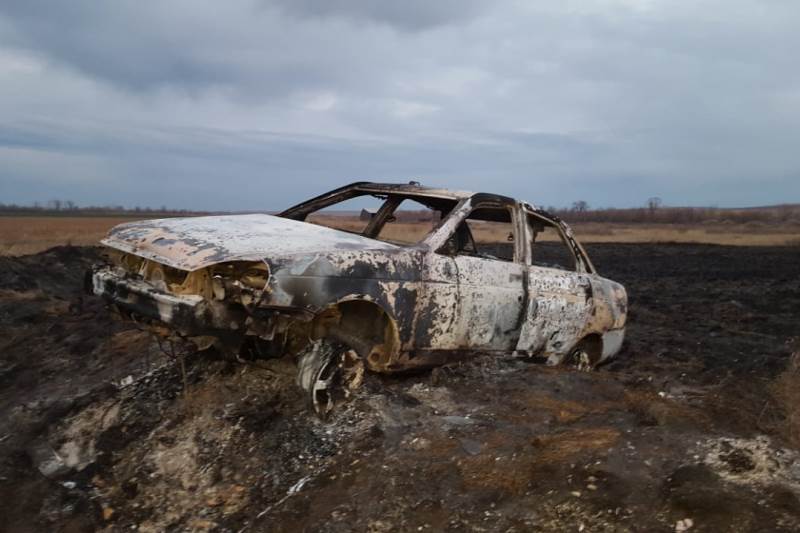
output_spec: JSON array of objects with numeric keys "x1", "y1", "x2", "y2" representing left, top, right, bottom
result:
[{"x1": 92, "y1": 182, "x2": 627, "y2": 414}]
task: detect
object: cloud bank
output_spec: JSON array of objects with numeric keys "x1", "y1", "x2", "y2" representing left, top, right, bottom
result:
[{"x1": 1, "y1": 0, "x2": 798, "y2": 209}]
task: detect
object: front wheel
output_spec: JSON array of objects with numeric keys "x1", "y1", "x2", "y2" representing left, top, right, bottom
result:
[{"x1": 295, "y1": 340, "x2": 364, "y2": 418}]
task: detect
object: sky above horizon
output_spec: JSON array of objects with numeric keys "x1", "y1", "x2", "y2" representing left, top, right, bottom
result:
[{"x1": 1, "y1": 0, "x2": 799, "y2": 211}]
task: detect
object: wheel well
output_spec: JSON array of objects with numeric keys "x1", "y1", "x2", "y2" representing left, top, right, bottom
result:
[
  {"x1": 574, "y1": 333, "x2": 603, "y2": 365},
  {"x1": 311, "y1": 299, "x2": 400, "y2": 372}
]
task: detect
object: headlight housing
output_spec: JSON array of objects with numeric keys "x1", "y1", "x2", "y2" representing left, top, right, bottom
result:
[{"x1": 105, "y1": 250, "x2": 270, "y2": 302}]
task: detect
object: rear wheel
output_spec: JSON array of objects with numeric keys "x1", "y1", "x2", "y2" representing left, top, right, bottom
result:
[
  {"x1": 296, "y1": 339, "x2": 364, "y2": 418},
  {"x1": 566, "y1": 346, "x2": 594, "y2": 371},
  {"x1": 564, "y1": 336, "x2": 603, "y2": 371}
]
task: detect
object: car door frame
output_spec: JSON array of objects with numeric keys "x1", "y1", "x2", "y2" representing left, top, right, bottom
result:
[
  {"x1": 422, "y1": 197, "x2": 529, "y2": 352},
  {"x1": 515, "y1": 207, "x2": 596, "y2": 363}
]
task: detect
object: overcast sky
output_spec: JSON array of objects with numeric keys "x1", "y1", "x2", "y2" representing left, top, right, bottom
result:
[{"x1": 0, "y1": 0, "x2": 798, "y2": 210}]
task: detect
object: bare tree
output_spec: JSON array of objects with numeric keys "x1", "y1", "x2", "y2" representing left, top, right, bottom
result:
[
  {"x1": 571, "y1": 200, "x2": 590, "y2": 212},
  {"x1": 647, "y1": 197, "x2": 662, "y2": 212}
]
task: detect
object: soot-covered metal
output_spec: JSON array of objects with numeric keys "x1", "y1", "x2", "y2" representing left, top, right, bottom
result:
[{"x1": 92, "y1": 181, "x2": 627, "y2": 412}]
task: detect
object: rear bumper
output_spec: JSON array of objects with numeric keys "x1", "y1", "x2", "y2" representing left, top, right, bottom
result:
[
  {"x1": 600, "y1": 328, "x2": 625, "y2": 361},
  {"x1": 91, "y1": 267, "x2": 245, "y2": 335}
]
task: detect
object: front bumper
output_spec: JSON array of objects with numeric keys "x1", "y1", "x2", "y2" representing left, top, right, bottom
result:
[{"x1": 91, "y1": 267, "x2": 246, "y2": 335}]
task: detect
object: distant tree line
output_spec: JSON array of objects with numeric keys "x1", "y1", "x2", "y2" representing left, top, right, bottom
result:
[
  {"x1": 391, "y1": 198, "x2": 800, "y2": 225},
  {"x1": 0, "y1": 200, "x2": 210, "y2": 217},
  {"x1": 548, "y1": 198, "x2": 800, "y2": 224},
  {"x1": 3, "y1": 198, "x2": 799, "y2": 225}
]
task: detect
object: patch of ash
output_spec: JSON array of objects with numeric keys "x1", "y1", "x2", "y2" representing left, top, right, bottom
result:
[
  {"x1": 44, "y1": 352, "x2": 389, "y2": 532},
  {"x1": 697, "y1": 436, "x2": 800, "y2": 491},
  {"x1": 50, "y1": 399, "x2": 121, "y2": 473},
  {"x1": 403, "y1": 382, "x2": 465, "y2": 415}
]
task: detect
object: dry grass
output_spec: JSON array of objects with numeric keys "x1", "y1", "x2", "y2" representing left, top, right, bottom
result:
[
  {"x1": 309, "y1": 215, "x2": 800, "y2": 246},
  {"x1": 457, "y1": 427, "x2": 621, "y2": 494},
  {"x1": 2, "y1": 215, "x2": 799, "y2": 256},
  {"x1": 307, "y1": 214, "x2": 435, "y2": 244},
  {"x1": 0, "y1": 216, "x2": 142, "y2": 255}
]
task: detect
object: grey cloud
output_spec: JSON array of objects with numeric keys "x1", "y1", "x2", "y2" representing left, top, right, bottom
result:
[
  {"x1": 0, "y1": 0, "x2": 475, "y2": 95},
  {"x1": 0, "y1": 1, "x2": 355, "y2": 94},
  {"x1": 0, "y1": 0, "x2": 799, "y2": 210},
  {"x1": 266, "y1": 0, "x2": 486, "y2": 31}
]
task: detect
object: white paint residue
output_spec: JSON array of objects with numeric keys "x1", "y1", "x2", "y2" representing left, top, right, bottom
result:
[{"x1": 103, "y1": 214, "x2": 399, "y2": 271}]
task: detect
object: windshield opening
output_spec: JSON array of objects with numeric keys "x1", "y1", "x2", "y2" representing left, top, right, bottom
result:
[{"x1": 300, "y1": 192, "x2": 456, "y2": 245}]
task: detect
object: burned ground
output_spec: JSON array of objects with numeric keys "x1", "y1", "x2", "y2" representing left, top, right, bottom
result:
[{"x1": 1, "y1": 243, "x2": 799, "y2": 532}]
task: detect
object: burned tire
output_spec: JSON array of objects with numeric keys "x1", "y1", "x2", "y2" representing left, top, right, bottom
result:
[
  {"x1": 296, "y1": 339, "x2": 364, "y2": 418},
  {"x1": 566, "y1": 346, "x2": 594, "y2": 371},
  {"x1": 564, "y1": 336, "x2": 603, "y2": 371}
]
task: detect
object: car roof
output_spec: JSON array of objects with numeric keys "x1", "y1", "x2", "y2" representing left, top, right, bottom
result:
[
  {"x1": 279, "y1": 180, "x2": 530, "y2": 220},
  {"x1": 349, "y1": 181, "x2": 476, "y2": 200}
]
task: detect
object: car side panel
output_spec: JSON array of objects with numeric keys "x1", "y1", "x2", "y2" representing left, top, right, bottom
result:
[
  {"x1": 264, "y1": 249, "x2": 467, "y2": 353},
  {"x1": 516, "y1": 267, "x2": 593, "y2": 362},
  {"x1": 447, "y1": 255, "x2": 526, "y2": 351}
]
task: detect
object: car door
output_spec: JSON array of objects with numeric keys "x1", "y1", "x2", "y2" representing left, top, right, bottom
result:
[
  {"x1": 516, "y1": 212, "x2": 593, "y2": 363},
  {"x1": 443, "y1": 204, "x2": 527, "y2": 352}
]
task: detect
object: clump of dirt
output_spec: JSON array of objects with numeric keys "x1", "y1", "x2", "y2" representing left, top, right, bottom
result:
[{"x1": 1, "y1": 244, "x2": 800, "y2": 532}]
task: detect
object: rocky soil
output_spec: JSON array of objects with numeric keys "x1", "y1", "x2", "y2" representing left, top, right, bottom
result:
[{"x1": 1, "y1": 243, "x2": 799, "y2": 532}]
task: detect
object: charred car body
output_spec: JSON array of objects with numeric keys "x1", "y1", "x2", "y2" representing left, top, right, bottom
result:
[{"x1": 92, "y1": 182, "x2": 627, "y2": 414}]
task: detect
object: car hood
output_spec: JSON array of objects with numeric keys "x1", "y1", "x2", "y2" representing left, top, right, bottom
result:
[{"x1": 101, "y1": 213, "x2": 400, "y2": 271}]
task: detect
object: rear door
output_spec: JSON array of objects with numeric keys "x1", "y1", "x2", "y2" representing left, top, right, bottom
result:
[{"x1": 516, "y1": 212, "x2": 593, "y2": 363}]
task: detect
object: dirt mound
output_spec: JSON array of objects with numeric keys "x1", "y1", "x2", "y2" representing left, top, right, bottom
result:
[
  {"x1": 0, "y1": 246, "x2": 97, "y2": 294},
  {"x1": 1, "y1": 244, "x2": 800, "y2": 531}
]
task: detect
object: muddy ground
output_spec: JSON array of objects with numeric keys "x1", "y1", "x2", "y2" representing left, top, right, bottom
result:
[{"x1": 1, "y1": 243, "x2": 799, "y2": 532}]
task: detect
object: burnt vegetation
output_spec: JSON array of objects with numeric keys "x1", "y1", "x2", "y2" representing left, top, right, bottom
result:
[{"x1": 1, "y1": 243, "x2": 800, "y2": 531}]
